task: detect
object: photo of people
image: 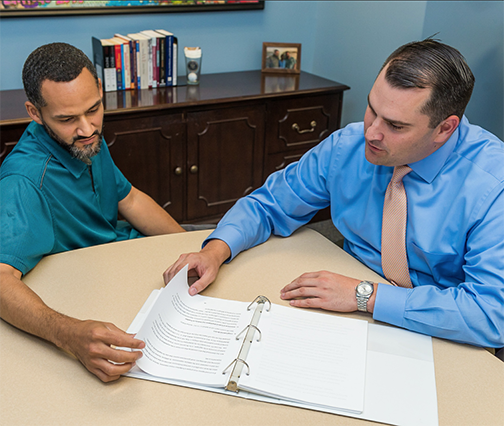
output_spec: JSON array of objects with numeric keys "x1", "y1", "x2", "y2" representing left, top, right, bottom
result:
[{"x1": 262, "y1": 43, "x2": 301, "y2": 73}]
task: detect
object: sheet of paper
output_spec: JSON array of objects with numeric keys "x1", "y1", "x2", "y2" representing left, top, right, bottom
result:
[
  {"x1": 134, "y1": 265, "x2": 253, "y2": 387},
  {"x1": 238, "y1": 305, "x2": 368, "y2": 413}
]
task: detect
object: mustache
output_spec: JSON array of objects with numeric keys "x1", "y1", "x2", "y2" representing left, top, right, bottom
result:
[
  {"x1": 72, "y1": 131, "x2": 101, "y2": 144},
  {"x1": 366, "y1": 139, "x2": 385, "y2": 150}
]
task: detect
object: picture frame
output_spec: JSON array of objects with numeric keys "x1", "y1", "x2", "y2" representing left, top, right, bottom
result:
[
  {"x1": 261, "y1": 42, "x2": 301, "y2": 74},
  {"x1": 0, "y1": 0, "x2": 264, "y2": 18}
]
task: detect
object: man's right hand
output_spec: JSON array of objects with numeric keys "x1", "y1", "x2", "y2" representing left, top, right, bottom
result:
[
  {"x1": 63, "y1": 319, "x2": 145, "y2": 382},
  {"x1": 163, "y1": 239, "x2": 231, "y2": 295}
]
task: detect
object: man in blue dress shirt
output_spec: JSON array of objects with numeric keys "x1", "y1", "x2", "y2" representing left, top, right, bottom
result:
[
  {"x1": 0, "y1": 43, "x2": 186, "y2": 382},
  {"x1": 164, "y1": 39, "x2": 504, "y2": 351}
]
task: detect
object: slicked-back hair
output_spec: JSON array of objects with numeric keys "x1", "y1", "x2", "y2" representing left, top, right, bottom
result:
[
  {"x1": 381, "y1": 39, "x2": 475, "y2": 128},
  {"x1": 22, "y1": 42, "x2": 99, "y2": 110}
]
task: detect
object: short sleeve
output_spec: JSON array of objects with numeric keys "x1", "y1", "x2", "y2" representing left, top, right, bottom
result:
[
  {"x1": 0, "y1": 175, "x2": 55, "y2": 275},
  {"x1": 113, "y1": 162, "x2": 132, "y2": 202}
]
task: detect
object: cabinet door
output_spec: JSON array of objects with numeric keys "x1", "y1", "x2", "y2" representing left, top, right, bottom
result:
[
  {"x1": 103, "y1": 112, "x2": 186, "y2": 222},
  {"x1": 0, "y1": 123, "x2": 29, "y2": 166},
  {"x1": 186, "y1": 105, "x2": 265, "y2": 221}
]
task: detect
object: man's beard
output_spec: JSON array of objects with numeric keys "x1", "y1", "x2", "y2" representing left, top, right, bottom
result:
[{"x1": 42, "y1": 119, "x2": 103, "y2": 163}]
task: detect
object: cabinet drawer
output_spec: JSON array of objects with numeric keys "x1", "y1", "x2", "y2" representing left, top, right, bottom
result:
[
  {"x1": 265, "y1": 94, "x2": 342, "y2": 154},
  {"x1": 263, "y1": 147, "x2": 312, "y2": 181}
]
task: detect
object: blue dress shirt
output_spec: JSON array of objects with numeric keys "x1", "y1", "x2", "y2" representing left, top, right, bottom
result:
[
  {"x1": 0, "y1": 121, "x2": 140, "y2": 275},
  {"x1": 208, "y1": 117, "x2": 504, "y2": 348}
]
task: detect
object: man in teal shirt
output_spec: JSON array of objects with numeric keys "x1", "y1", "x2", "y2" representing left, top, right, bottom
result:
[{"x1": 0, "y1": 43, "x2": 184, "y2": 382}]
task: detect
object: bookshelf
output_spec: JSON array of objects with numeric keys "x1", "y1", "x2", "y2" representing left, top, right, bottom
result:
[{"x1": 0, "y1": 70, "x2": 349, "y2": 224}]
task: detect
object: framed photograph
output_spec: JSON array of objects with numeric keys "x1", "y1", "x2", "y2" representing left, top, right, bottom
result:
[
  {"x1": 0, "y1": 1, "x2": 264, "y2": 18},
  {"x1": 261, "y1": 42, "x2": 301, "y2": 74}
]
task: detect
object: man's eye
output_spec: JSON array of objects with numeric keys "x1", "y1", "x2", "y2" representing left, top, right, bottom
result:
[{"x1": 389, "y1": 123, "x2": 403, "y2": 131}]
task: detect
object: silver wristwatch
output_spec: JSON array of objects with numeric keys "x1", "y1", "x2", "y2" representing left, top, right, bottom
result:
[{"x1": 355, "y1": 280, "x2": 374, "y2": 312}]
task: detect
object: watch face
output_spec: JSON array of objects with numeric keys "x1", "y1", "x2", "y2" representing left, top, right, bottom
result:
[{"x1": 357, "y1": 282, "x2": 373, "y2": 296}]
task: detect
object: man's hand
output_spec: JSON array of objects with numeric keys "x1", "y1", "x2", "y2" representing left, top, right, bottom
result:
[
  {"x1": 163, "y1": 239, "x2": 231, "y2": 295},
  {"x1": 64, "y1": 319, "x2": 145, "y2": 382},
  {"x1": 280, "y1": 271, "x2": 375, "y2": 313}
]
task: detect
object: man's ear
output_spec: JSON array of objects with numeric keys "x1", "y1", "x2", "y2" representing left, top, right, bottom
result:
[
  {"x1": 25, "y1": 101, "x2": 43, "y2": 125},
  {"x1": 434, "y1": 115, "x2": 460, "y2": 144},
  {"x1": 98, "y1": 77, "x2": 103, "y2": 98}
]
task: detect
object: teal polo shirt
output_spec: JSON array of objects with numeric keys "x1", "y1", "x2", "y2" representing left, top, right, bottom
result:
[{"x1": 0, "y1": 121, "x2": 141, "y2": 275}]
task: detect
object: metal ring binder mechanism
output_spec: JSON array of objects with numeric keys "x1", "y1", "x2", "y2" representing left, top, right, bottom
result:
[{"x1": 223, "y1": 295, "x2": 271, "y2": 392}]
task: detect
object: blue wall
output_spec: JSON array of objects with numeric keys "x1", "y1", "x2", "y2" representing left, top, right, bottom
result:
[
  {"x1": 0, "y1": 2, "x2": 316, "y2": 88},
  {"x1": 422, "y1": 1, "x2": 503, "y2": 143},
  {"x1": 0, "y1": 1, "x2": 502, "y2": 138},
  {"x1": 310, "y1": 1, "x2": 428, "y2": 127}
]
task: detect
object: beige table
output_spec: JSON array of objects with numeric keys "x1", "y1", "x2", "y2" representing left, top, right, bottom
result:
[{"x1": 1, "y1": 229, "x2": 503, "y2": 426}]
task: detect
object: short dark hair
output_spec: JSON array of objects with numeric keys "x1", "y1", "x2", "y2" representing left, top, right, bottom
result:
[
  {"x1": 381, "y1": 39, "x2": 475, "y2": 128},
  {"x1": 22, "y1": 42, "x2": 99, "y2": 110}
]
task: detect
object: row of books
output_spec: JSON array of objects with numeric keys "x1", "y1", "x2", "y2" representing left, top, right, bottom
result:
[{"x1": 92, "y1": 29, "x2": 178, "y2": 92}]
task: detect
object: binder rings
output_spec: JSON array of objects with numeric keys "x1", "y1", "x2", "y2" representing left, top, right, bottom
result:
[{"x1": 222, "y1": 295, "x2": 271, "y2": 392}]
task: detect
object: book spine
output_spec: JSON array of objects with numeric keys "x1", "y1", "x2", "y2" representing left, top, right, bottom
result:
[
  {"x1": 146, "y1": 38, "x2": 153, "y2": 89},
  {"x1": 114, "y1": 44, "x2": 123, "y2": 91},
  {"x1": 130, "y1": 41, "x2": 136, "y2": 90},
  {"x1": 152, "y1": 37, "x2": 158, "y2": 88},
  {"x1": 173, "y1": 38, "x2": 178, "y2": 86},
  {"x1": 135, "y1": 41, "x2": 140, "y2": 89},
  {"x1": 104, "y1": 45, "x2": 117, "y2": 92},
  {"x1": 166, "y1": 35, "x2": 173, "y2": 86},
  {"x1": 140, "y1": 39, "x2": 149, "y2": 90},
  {"x1": 122, "y1": 42, "x2": 131, "y2": 90},
  {"x1": 158, "y1": 36, "x2": 166, "y2": 87}
]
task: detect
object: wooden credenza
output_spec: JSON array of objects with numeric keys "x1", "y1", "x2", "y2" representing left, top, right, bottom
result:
[{"x1": 0, "y1": 71, "x2": 349, "y2": 223}]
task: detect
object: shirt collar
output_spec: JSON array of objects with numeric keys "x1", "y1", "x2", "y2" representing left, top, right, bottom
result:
[
  {"x1": 408, "y1": 122, "x2": 460, "y2": 183},
  {"x1": 30, "y1": 121, "x2": 90, "y2": 178}
]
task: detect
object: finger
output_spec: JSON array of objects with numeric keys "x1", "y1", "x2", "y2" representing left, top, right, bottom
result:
[
  {"x1": 188, "y1": 274, "x2": 214, "y2": 296},
  {"x1": 92, "y1": 359, "x2": 138, "y2": 382},
  {"x1": 163, "y1": 253, "x2": 200, "y2": 284},
  {"x1": 103, "y1": 323, "x2": 145, "y2": 349},
  {"x1": 163, "y1": 258, "x2": 186, "y2": 284},
  {"x1": 281, "y1": 286, "x2": 322, "y2": 300},
  {"x1": 288, "y1": 297, "x2": 323, "y2": 309},
  {"x1": 281, "y1": 276, "x2": 319, "y2": 293},
  {"x1": 107, "y1": 346, "x2": 143, "y2": 364}
]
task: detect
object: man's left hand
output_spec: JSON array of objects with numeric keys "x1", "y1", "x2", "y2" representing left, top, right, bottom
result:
[{"x1": 280, "y1": 271, "x2": 365, "y2": 312}]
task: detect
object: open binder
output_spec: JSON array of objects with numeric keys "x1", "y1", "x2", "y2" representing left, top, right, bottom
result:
[
  {"x1": 126, "y1": 265, "x2": 368, "y2": 414},
  {"x1": 125, "y1": 265, "x2": 438, "y2": 425}
]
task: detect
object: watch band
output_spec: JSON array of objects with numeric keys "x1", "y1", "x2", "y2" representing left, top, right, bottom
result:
[{"x1": 356, "y1": 280, "x2": 374, "y2": 313}]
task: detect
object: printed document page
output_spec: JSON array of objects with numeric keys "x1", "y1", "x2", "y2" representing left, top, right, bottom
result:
[
  {"x1": 134, "y1": 265, "x2": 253, "y2": 387},
  {"x1": 238, "y1": 305, "x2": 368, "y2": 413}
]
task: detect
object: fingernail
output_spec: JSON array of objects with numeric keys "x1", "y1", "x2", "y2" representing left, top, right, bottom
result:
[{"x1": 189, "y1": 287, "x2": 197, "y2": 296}]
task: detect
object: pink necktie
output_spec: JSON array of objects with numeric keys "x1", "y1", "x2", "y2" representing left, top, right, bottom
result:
[{"x1": 381, "y1": 165, "x2": 413, "y2": 288}]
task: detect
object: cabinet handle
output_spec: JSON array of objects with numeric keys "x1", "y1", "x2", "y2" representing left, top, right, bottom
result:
[
  {"x1": 174, "y1": 167, "x2": 183, "y2": 176},
  {"x1": 292, "y1": 121, "x2": 317, "y2": 134},
  {"x1": 190, "y1": 165, "x2": 199, "y2": 174}
]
